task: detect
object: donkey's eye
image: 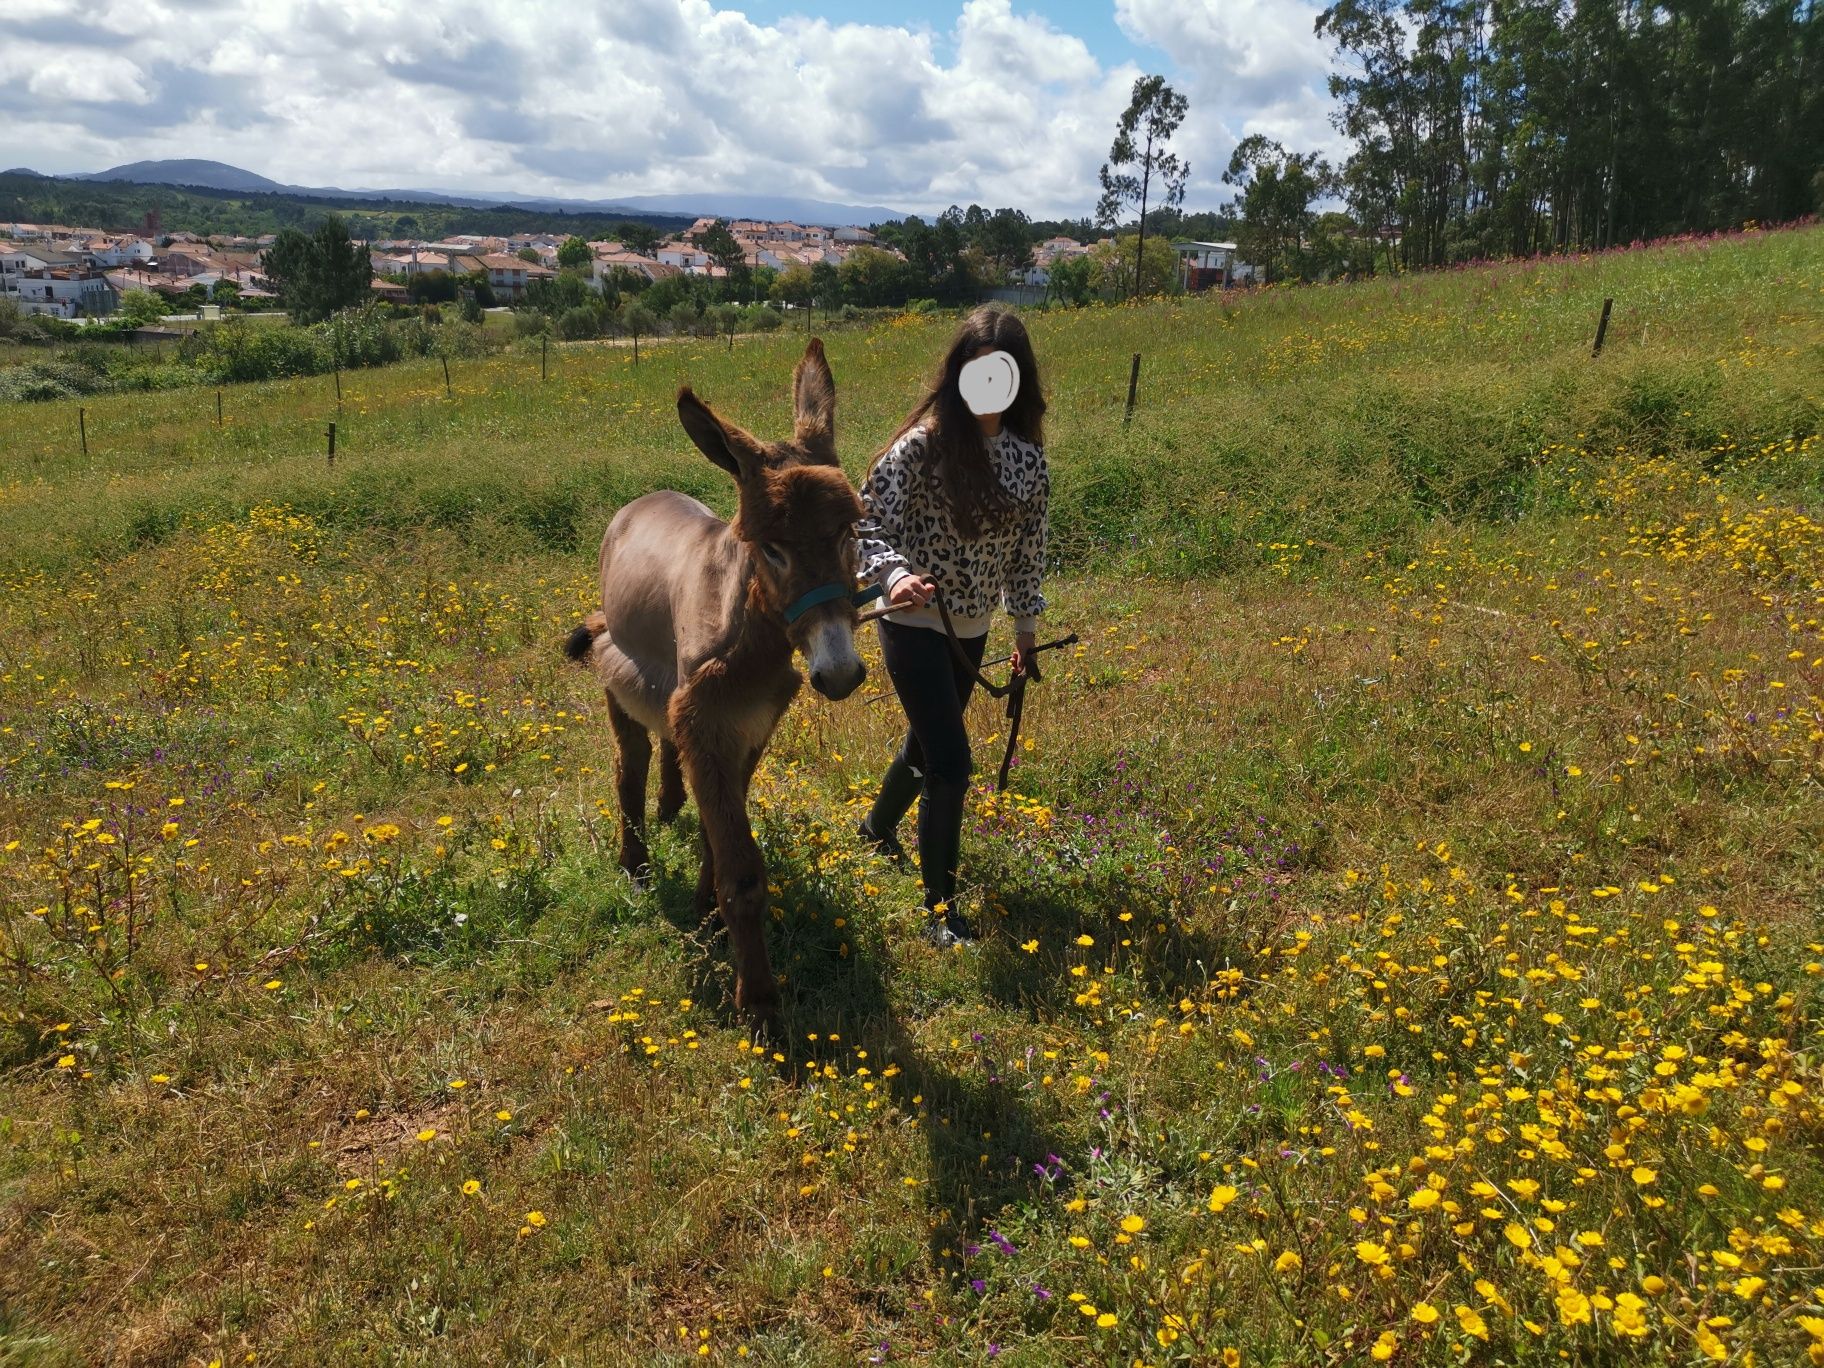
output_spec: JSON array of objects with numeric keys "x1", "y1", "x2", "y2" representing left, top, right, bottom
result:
[{"x1": 759, "y1": 542, "x2": 789, "y2": 570}]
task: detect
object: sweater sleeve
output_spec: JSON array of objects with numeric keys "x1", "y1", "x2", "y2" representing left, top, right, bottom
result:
[
  {"x1": 855, "y1": 433, "x2": 916, "y2": 592},
  {"x1": 1002, "y1": 452, "x2": 1049, "y2": 635}
]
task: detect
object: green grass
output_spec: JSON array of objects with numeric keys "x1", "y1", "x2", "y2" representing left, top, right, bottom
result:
[{"x1": 1, "y1": 224, "x2": 1822, "y2": 1366}]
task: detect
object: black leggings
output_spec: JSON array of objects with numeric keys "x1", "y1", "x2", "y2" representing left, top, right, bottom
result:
[{"x1": 865, "y1": 618, "x2": 988, "y2": 911}]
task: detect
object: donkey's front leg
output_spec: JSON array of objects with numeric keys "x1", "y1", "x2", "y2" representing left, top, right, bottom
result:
[
  {"x1": 680, "y1": 746, "x2": 778, "y2": 1033},
  {"x1": 606, "y1": 697, "x2": 652, "y2": 881}
]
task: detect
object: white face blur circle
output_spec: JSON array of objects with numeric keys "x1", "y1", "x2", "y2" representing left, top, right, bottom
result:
[{"x1": 958, "y1": 349, "x2": 1021, "y2": 416}]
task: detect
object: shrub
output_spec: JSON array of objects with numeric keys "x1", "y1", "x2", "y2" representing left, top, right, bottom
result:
[{"x1": 557, "y1": 306, "x2": 600, "y2": 341}]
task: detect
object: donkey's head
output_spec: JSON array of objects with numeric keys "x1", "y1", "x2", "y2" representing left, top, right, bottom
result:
[{"x1": 677, "y1": 338, "x2": 866, "y2": 701}]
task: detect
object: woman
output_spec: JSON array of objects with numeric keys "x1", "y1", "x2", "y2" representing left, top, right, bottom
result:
[{"x1": 855, "y1": 306, "x2": 1049, "y2": 946}]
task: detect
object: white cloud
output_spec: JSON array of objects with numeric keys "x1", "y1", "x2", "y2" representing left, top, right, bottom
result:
[
  {"x1": 7, "y1": 0, "x2": 1346, "y2": 219},
  {"x1": 1114, "y1": 0, "x2": 1346, "y2": 195}
]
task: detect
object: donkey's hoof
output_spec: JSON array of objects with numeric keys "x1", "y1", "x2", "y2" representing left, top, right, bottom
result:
[{"x1": 620, "y1": 859, "x2": 653, "y2": 892}]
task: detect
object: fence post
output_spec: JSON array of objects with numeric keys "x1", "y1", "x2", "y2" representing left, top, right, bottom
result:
[
  {"x1": 542, "y1": 335, "x2": 548, "y2": 381},
  {"x1": 79, "y1": 407, "x2": 88, "y2": 456},
  {"x1": 1591, "y1": 297, "x2": 1613, "y2": 356},
  {"x1": 327, "y1": 421, "x2": 336, "y2": 466},
  {"x1": 1124, "y1": 353, "x2": 1142, "y2": 425},
  {"x1": 442, "y1": 355, "x2": 452, "y2": 398},
  {"x1": 333, "y1": 364, "x2": 341, "y2": 407},
  {"x1": 216, "y1": 389, "x2": 223, "y2": 427}
]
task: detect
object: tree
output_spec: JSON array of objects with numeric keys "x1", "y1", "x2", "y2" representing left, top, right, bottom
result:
[
  {"x1": 619, "y1": 301, "x2": 657, "y2": 363},
  {"x1": 210, "y1": 279, "x2": 242, "y2": 307},
  {"x1": 837, "y1": 246, "x2": 915, "y2": 308},
  {"x1": 614, "y1": 221, "x2": 662, "y2": 255},
  {"x1": 1222, "y1": 136, "x2": 1332, "y2": 283},
  {"x1": 1046, "y1": 255, "x2": 1094, "y2": 307},
  {"x1": 808, "y1": 260, "x2": 841, "y2": 318},
  {"x1": 117, "y1": 289, "x2": 167, "y2": 327},
  {"x1": 769, "y1": 264, "x2": 813, "y2": 310},
  {"x1": 259, "y1": 215, "x2": 371, "y2": 323},
  {"x1": 1089, "y1": 234, "x2": 1176, "y2": 298},
  {"x1": 698, "y1": 219, "x2": 748, "y2": 297},
  {"x1": 557, "y1": 236, "x2": 593, "y2": 270},
  {"x1": 516, "y1": 247, "x2": 541, "y2": 264},
  {"x1": 1096, "y1": 75, "x2": 1190, "y2": 298}
]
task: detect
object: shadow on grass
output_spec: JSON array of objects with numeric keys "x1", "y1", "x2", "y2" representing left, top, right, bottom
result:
[{"x1": 641, "y1": 828, "x2": 1075, "y2": 1279}]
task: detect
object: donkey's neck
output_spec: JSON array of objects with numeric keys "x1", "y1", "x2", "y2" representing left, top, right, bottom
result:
[{"x1": 708, "y1": 524, "x2": 790, "y2": 668}]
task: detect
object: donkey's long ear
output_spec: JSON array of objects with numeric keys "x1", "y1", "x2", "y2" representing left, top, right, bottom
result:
[
  {"x1": 678, "y1": 388, "x2": 761, "y2": 481},
  {"x1": 791, "y1": 337, "x2": 837, "y2": 466}
]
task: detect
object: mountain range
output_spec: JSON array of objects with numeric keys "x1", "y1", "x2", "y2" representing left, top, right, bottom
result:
[{"x1": 53, "y1": 159, "x2": 908, "y2": 227}]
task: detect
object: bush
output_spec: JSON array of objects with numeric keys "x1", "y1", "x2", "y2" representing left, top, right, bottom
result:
[
  {"x1": 514, "y1": 311, "x2": 550, "y2": 338},
  {"x1": 0, "y1": 359, "x2": 113, "y2": 402},
  {"x1": 742, "y1": 305, "x2": 783, "y2": 333},
  {"x1": 557, "y1": 306, "x2": 601, "y2": 341}
]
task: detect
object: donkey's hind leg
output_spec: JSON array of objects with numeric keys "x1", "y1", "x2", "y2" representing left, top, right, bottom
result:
[
  {"x1": 606, "y1": 696, "x2": 653, "y2": 882},
  {"x1": 657, "y1": 740, "x2": 687, "y2": 825}
]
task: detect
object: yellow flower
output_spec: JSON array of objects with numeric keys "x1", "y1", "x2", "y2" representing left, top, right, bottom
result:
[
  {"x1": 1641, "y1": 1275, "x2": 1667, "y2": 1295},
  {"x1": 1355, "y1": 1240, "x2": 1390, "y2": 1266},
  {"x1": 1209, "y1": 1184, "x2": 1239, "y2": 1213},
  {"x1": 1630, "y1": 1166, "x2": 1658, "y2": 1186},
  {"x1": 1455, "y1": 1306, "x2": 1488, "y2": 1340},
  {"x1": 416, "y1": 1128, "x2": 437, "y2": 1142},
  {"x1": 1411, "y1": 1302, "x2": 1440, "y2": 1324},
  {"x1": 1409, "y1": 1189, "x2": 1440, "y2": 1210},
  {"x1": 462, "y1": 1179, "x2": 481, "y2": 1196},
  {"x1": 56, "y1": 1055, "x2": 75, "y2": 1069},
  {"x1": 1504, "y1": 1221, "x2": 1533, "y2": 1249},
  {"x1": 1121, "y1": 1215, "x2": 1146, "y2": 1234},
  {"x1": 1274, "y1": 1250, "x2": 1302, "y2": 1274},
  {"x1": 1370, "y1": 1331, "x2": 1398, "y2": 1361},
  {"x1": 524, "y1": 1210, "x2": 546, "y2": 1228},
  {"x1": 1096, "y1": 1313, "x2": 1118, "y2": 1329}
]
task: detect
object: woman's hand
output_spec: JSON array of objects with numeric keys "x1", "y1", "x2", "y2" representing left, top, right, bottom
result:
[
  {"x1": 1010, "y1": 630, "x2": 1039, "y2": 677},
  {"x1": 888, "y1": 574, "x2": 936, "y2": 610}
]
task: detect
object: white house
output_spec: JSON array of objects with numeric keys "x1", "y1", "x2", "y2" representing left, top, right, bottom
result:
[
  {"x1": 4, "y1": 268, "x2": 118, "y2": 317},
  {"x1": 88, "y1": 237, "x2": 156, "y2": 267}
]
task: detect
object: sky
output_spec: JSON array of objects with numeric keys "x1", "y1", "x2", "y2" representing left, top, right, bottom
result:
[{"x1": 3, "y1": 0, "x2": 1346, "y2": 220}]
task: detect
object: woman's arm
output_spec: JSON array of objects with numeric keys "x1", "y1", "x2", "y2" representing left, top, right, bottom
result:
[
  {"x1": 1003, "y1": 455, "x2": 1049, "y2": 638},
  {"x1": 856, "y1": 433, "x2": 924, "y2": 594}
]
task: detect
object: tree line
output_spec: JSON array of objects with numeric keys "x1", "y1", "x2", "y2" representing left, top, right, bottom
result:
[{"x1": 1234, "y1": 0, "x2": 1824, "y2": 280}]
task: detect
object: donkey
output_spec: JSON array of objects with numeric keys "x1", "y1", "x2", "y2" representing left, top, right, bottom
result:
[{"x1": 564, "y1": 338, "x2": 865, "y2": 1031}]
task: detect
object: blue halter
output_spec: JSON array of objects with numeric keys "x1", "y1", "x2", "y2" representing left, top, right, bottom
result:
[{"x1": 782, "y1": 581, "x2": 882, "y2": 625}]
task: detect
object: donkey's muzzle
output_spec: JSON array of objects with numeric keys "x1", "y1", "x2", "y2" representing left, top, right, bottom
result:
[
  {"x1": 811, "y1": 659, "x2": 865, "y2": 701},
  {"x1": 804, "y1": 614, "x2": 865, "y2": 701}
]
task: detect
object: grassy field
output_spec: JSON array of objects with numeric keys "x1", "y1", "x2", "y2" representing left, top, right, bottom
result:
[{"x1": 1, "y1": 225, "x2": 1821, "y2": 1366}]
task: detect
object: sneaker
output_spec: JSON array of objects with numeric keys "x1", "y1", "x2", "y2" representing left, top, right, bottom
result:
[
  {"x1": 858, "y1": 819, "x2": 906, "y2": 863},
  {"x1": 921, "y1": 907, "x2": 977, "y2": 948}
]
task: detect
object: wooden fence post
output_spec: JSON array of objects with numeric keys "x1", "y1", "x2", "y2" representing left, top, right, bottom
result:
[
  {"x1": 1124, "y1": 353, "x2": 1142, "y2": 425},
  {"x1": 327, "y1": 422, "x2": 336, "y2": 466},
  {"x1": 442, "y1": 356, "x2": 452, "y2": 398},
  {"x1": 542, "y1": 335, "x2": 548, "y2": 381},
  {"x1": 79, "y1": 407, "x2": 88, "y2": 456},
  {"x1": 1592, "y1": 297, "x2": 1613, "y2": 356},
  {"x1": 216, "y1": 389, "x2": 223, "y2": 427}
]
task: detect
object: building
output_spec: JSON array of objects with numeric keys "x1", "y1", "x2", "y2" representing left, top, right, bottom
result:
[
  {"x1": 474, "y1": 253, "x2": 554, "y2": 301},
  {"x1": 1172, "y1": 241, "x2": 1241, "y2": 291},
  {"x1": 5, "y1": 266, "x2": 118, "y2": 317}
]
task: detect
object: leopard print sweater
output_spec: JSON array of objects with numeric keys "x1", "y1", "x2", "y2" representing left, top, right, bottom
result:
[{"x1": 855, "y1": 423, "x2": 1048, "y2": 638}]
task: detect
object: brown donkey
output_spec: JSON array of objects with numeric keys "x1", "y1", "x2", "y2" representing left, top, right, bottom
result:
[{"x1": 564, "y1": 339, "x2": 865, "y2": 1031}]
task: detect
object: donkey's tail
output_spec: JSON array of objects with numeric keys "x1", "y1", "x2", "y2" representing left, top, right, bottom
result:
[{"x1": 564, "y1": 611, "x2": 608, "y2": 664}]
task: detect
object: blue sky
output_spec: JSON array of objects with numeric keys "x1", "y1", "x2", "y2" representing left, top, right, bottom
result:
[{"x1": 6, "y1": 1, "x2": 1343, "y2": 219}]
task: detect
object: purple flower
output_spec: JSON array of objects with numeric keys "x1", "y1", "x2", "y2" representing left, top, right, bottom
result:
[
  {"x1": 1031, "y1": 1284, "x2": 1052, "y2": 1300},
  {"x1": 989, "y1": 1230, "x2": 1017, "y2": 1255},
  {"x1": 970, "y1": 1278, "x2": 987, "y2": 1295}
]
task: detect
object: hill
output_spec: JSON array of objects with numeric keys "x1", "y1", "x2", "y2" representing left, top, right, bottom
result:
[
  {"x1": 0, "y1": 226, "x2": 1820, "y2": 1364},
  {"x1": 82, "y1": 158, "x2": 290, "y2": 193},
  {"x1": 0, "y1": 169, "x2": 692, "y2": 242},
  {"x1": 58, "y1": 159, "x2": 906, "y2": 227}
]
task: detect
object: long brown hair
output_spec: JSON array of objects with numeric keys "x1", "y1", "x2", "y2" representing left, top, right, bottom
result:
[{"x1": 874, "y1": 306, "x2": 1047, "y2": 539}]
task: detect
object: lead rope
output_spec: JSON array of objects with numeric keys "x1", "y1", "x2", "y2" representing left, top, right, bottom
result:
[{"x1": 863, "y1": 583, "x2": 1079, "y2": 792}]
